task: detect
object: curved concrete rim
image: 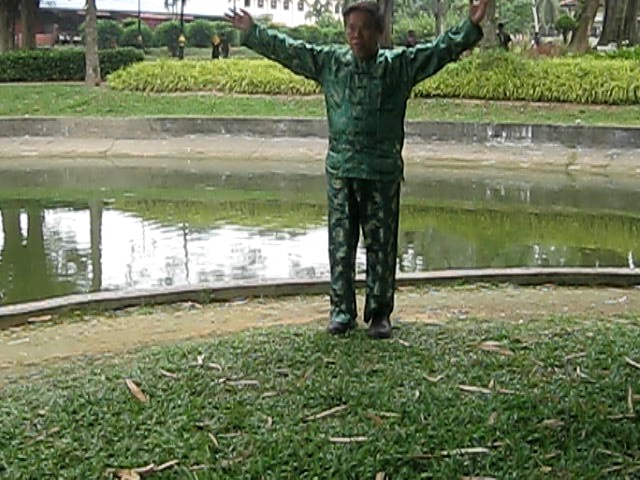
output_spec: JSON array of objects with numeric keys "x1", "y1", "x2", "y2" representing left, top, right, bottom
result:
[
  {"x1": 1, "y1": 116, "x2": 640, "y2": 149},
  {"x1": 2, "y1": 267, "x2": 640, "y2": 329}
]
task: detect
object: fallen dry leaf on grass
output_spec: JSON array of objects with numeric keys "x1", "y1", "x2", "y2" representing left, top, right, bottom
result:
[
  {"x1": 411, "y1": 447, "x2": 491, "y2": 459},
  {"x1": 124, "y1": 378, "x2": 148, "y2": 403},
  {"x1": 365, "y1": 412, "x2": 383, "y2": 426},
  {"x1": 304, "y1": 404, "x2": 348, "y2": 421},
  {"x1": 477, "y1": 341, "x2": 514, "y2": 356},
  {"x1": 155, "y1": 460, "x2": 179, "y2": 472},
  {"x1": 375, "y1": 472, "x2": 386, "y2": 480},
  {"x1": 29, "y1": 426, "x2": 60, "y2": 444},
  {"x1": 159, "y1": 369, "x2": 178, "y2": 379},
  {"x1": 377, "y1": 411, "x2": 400, "y2": 418},
  {"x1": 329, "y1": 436, "x2": 368, "y2": 443},
  {"x1": 114, "y1": 464, "x2": 154, "y2": 479},
  {"x1": 625, "y1": 357, "x2": 640, "y2": 370},
  {"x1": 115, "y1": 470, "x2": 140, "y2": 480},
  {"x1": 540, "y1": 419, "x2": 565, "y2": 428},
  {"x1": 459, "y1": 385, "x2": 492, "y2": 394},
  {"x1": 564, "y1": 352, "x2": 587, "y2": 362},
  {"x1": 227, "y1": 380, "x2": 260, "y2": 387}
]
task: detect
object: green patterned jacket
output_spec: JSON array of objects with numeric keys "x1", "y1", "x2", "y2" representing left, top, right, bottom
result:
[{"x1": 243, "y1": 20, "x2": 482, "y2": 181}]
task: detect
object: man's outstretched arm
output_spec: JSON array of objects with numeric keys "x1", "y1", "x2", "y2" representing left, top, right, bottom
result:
[
  {"x1": 225, "y1": 8, "x2": 330, "y2": 83},
  {"x1": 407, "y1": 0, "x2": 488, "y2": 85}
]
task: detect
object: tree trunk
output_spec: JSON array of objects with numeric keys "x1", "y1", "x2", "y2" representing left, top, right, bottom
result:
[
  {"x1": 19, "y1": 0, "x2": 37, "y2": 49},
  {"x1": 84, "y1": 0, "x2": 101, "y2": 86},
  {"x1": 598, "y1": 0, "x2": 627, "y2": 46},
  {"x1": 378, "y1": 0, "x2": 393, "y2": 47},
  {"x1": 623, "y1": 0, "x2": 639, "y2": 45},
  {"x1": 568, "y1": 0, "x2": 600, "y2": 53},
  {"x1": 435, "y1": 0, "x2": 444, "y2": 36},
  {"x1": 0, "y1": 0, "x2": 16, "y2": 52},
  {"x1": 89, "y1": 199, "x2": 103, "y2": 292},
  {"x1": 479, "y1": 0, "x2": 497, "y2": 48}
]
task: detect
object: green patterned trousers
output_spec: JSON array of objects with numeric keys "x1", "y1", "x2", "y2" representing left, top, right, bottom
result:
[{"x1": 327, "y1": 175, "x2": 401, "y2": 325}]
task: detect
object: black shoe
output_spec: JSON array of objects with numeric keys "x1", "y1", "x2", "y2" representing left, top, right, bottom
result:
[
  {"x1": 368, "y1": 317, "x2": 392, "y2": 339},
  {"x1": 326, "y1": 320, "x2": 355, "y2": 335}
]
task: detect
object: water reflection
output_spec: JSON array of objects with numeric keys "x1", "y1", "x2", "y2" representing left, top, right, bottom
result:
[{"x1": 1, "y1": 164, "x2": 640, "y2": 305}]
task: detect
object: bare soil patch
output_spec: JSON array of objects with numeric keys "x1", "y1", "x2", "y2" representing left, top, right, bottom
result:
[{"x1": 1, "y1": 284, "x2": 639, "y2": 383}]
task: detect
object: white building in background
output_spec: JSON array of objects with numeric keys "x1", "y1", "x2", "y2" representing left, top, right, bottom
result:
[
  {"x1": 44, "y1": 0, "x2": 342, "y2": 27},
  {"x1": 226, "y1": 0, "x2": 342, "y2": 26}
]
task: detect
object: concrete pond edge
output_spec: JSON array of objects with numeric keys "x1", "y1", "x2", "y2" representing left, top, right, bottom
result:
[
  {"x1": 2, "y1": 117, "x2": 640, "y2": 149},
  {"x1": 2, "y1": 267, "x2": 640, "y2": 329}
]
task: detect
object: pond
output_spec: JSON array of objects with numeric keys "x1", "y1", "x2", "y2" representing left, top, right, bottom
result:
[{"x1": 0, "y1": 159, "x2": 639, "y2": 305}]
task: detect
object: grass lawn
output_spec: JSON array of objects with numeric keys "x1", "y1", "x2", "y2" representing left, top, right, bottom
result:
[
  {"x1": 2, "y1": 314, "x2": 640, "y2": 478},
  {"x1": 2, "y1": 83, "x2": 640, "y2": 126}
]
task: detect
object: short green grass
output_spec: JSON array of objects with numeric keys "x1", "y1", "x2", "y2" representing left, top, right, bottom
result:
[
  {"x1": 2, "y1": 315, "x2": 639, "y2": 478},
  {"x1": 2, "y1": 83, "x2": 640, "y2": 126}
]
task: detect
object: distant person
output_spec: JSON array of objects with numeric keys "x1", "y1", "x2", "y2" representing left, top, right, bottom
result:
[
  {"x1": 225, "y1": 0, "x2": 488, "y2": 339},
  {"x1": 532, "y1": 31, "x2": 541, "y2": 48},
  {"x1": 405, "y1": 29, "x2": 418, "y2": 47},
  {"x1": 211, "y1": 34, "x2": 221, "y2": 59},
  {"x1": 220, "y1": 32, "x2": 230, "y2": 58},
  {"x1": 497, "y1": 22, "x2": 511, "y2": 51}
]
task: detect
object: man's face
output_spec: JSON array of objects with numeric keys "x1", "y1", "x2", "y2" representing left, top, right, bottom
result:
[{"x1": 345, "y1": 10, "x2": 381, "y2": 61}]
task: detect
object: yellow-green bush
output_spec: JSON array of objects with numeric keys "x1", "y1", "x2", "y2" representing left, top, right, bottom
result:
[
  {"x1": 107, "y1": 58, "x2": 320, "y2": 94},
  {"x1": 107, "y1": 52, "x2": 640, "y2": 104},
  {"x1": 414, "y1": 51, "x2": 640, "y2": 105}
]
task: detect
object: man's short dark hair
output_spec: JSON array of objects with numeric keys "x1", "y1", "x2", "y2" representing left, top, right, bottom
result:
[{"x1": 342, "y1": 1, "x2": 384, "y2": 33}]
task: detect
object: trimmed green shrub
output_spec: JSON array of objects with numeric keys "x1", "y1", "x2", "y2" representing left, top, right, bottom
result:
[
  {"x1": 555, "y1": 14, "x2": 577, "y2": 44},
  {"x1": 211, "y1": 21, "x2": 240, "y2": 46},
  {"x1": 413, "y1": 50, "x2": 640, "y2": 104},
  {"x1": 120, "y1": 23, "x2": 154, "y2": 49},
  {"x1": 0, "y1": 48, "x2": 144, "y2": 82},
  {"x1": 155, "y1": 20, "x2": 182, "y2": 57},
  {"x1": 99, "y1": 48, "x2": 146, "y2": 76},
  {"x1": 106, "y1": 50, "x2": 640, "y2": 105},
  {"x1": 186, "y1": 19, "x2": 215, "y2": 48},
  {"x1": 97, "y1": 19, "x2": 123, "y2": 49},
  {"x1": 107, "y1": 58, "x2": 320, "y2": 94}
]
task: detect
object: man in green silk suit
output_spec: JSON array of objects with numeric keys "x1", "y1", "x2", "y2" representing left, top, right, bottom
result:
[{"x1": 226, "y1": 0, "x2": 488, "y2": 339}]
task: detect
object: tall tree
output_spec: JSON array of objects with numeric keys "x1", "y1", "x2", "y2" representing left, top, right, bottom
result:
[
  {"x1": 435, "y1": 0, "x2": 444, "y2": 35},
  {"x1": 378, "y1": 0, "x2": 393, "y2": 46},
  {"x1": 598, "y1": 0, "x2": 627, "y2": 45},
  {"x1": 568, "y1": 0, "x2": 599, "y2": 53},
  {"x1": 622, "y1": 0, "x2": 639, "y2": 45},
  {"x1": 0, "y1": 0, "x2": 18, "y2": 52},
  {"x1": 84, "y1": 0, "x2": 101, "y2": 86},
  {"x1": 537, "y1": 0, "x2": 559, "y2": 33},
  {"x1": 19, "y1": 0, "x2": 38, "y2": 49},
  {"x1": 480, "y1": 0, "x2": 497, "y2": 48}
]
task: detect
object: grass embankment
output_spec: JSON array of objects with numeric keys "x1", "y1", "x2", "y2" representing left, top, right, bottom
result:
[
  {"x1": 2, "y1": 314, "x2": 640, "y2": 478},
  {"x1": 2, "y1": 83, "x2": 640, "y2": 126}
]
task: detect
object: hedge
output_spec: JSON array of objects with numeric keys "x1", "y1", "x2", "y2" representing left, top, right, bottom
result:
[
  {"x1": 0, "y1": 48, "x2": 144, "y2": 82},
  {"x1": 107, "y1": 50, "x2": 640, "y2": 105}
]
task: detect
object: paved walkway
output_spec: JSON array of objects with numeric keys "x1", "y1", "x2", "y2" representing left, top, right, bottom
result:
[{"x1": 1, "y1": 134, "x2": 639, "y2": 178}]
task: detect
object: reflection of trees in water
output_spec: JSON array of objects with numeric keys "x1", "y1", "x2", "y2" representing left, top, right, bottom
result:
[
  {"x1": 397, "y1": 209, "x2": 632, "y2": 271},
  {"x1": 0, "y1": 201, "x2": 103, "y2": 305}
]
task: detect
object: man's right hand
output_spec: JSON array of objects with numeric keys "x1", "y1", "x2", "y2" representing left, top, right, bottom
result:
[{"x1": 224, "y1": 8, "x2": 254, "y2": 32}]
